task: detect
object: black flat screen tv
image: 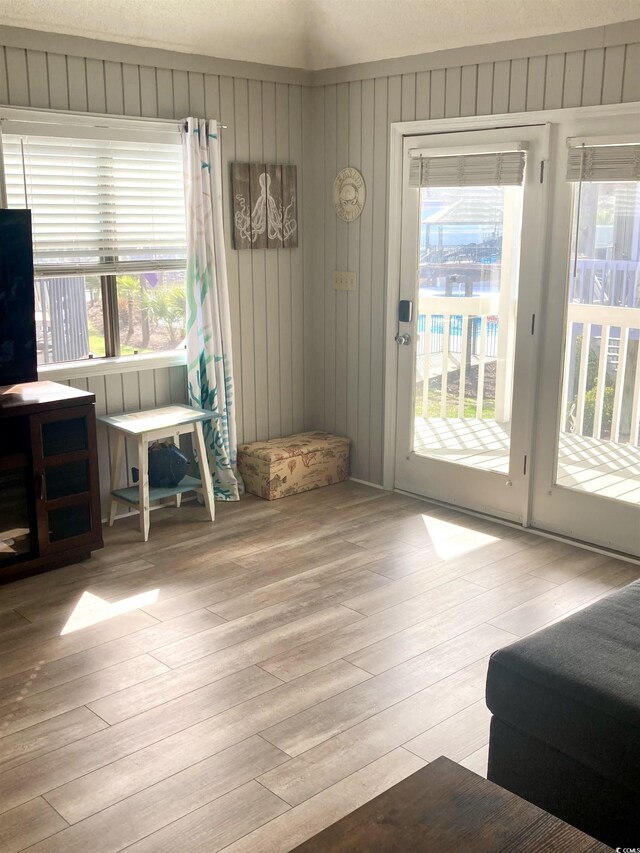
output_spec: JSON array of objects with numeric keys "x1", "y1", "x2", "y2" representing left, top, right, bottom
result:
[{"x1": 0, "y1": 209, "x2": 37, "y2": 386}]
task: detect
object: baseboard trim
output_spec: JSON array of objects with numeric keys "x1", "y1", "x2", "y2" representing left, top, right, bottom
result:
[{"x1": 349, "y1": 477, "x2": 386, "y2": 490}]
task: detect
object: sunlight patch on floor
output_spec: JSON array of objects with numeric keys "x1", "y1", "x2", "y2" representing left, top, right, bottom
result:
[
  {"x1": 60, "y1": 589, "x2": 159, "y2": 635},
  {"x1": 421, "y1": 514, "x2": 500, "y2": 559}
]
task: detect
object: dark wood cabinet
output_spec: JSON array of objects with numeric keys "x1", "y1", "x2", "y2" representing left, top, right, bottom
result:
[{"x1": 0, "y1": 381, "x2": 103, "y2": 583}]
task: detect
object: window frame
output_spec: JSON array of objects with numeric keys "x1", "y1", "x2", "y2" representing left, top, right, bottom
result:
[{"x1": 0, "y1": 106, "x2": 188, "y2": 375}]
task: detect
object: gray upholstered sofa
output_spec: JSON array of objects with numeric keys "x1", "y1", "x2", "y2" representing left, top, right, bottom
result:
[{"x1": 486, "y1": 578, "x2": 640, "y2": 848}]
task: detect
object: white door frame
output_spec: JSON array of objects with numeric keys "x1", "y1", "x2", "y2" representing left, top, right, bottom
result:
[
  {"x1": 383, "y1": 102, "x2": 640, "y2": 497},
  {"x1": 393, "y1": 124, "x2": 549, "y2": 524}
]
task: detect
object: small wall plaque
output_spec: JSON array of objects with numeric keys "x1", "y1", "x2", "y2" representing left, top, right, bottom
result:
[
  {"x1": 333, "y1": 167, "x2": 366, "y2": 222},
  {"x1": 231, "y1": 163, "x2": 298, "y2": 249}
]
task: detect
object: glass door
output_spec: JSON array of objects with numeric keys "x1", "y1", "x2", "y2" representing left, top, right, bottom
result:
[
  {"x1": 532, "y1": 113, "x2": 640, "y2": 556},
  {"x1": 394, "y1": 126, "x2": 548, "y2": 522}
]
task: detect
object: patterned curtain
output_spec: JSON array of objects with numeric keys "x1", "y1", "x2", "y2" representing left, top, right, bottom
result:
[{"x1": 181, "y1": 118, "x2": 242, "y2": 501}]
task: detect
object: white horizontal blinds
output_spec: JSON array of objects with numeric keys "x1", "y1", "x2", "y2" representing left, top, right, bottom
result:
[
  {"x1": 409, "y1": 151, "x2": 526, "y2": 188},
  {"x1": 566, "y1": 144, "x2": 640, "y2": 182},
  {"x1": 3, "y1": 134, "x2": 186, "y2": 274}
]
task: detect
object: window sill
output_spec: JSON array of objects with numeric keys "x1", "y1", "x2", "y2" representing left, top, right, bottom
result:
[{"x1": 38, "y1": 350, "x2": 187, "y2": 382}]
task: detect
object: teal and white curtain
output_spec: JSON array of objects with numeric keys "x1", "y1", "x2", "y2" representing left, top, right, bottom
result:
[{"x1": 181, "y1": 118, "x2": 242, "y2": 500}]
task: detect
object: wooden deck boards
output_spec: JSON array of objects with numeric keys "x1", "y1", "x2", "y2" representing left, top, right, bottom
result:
[{"x1": 414, "y1": 416, "x2": 640, "y2": 503}]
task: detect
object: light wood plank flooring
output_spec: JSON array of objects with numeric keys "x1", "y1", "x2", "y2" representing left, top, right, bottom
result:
[{"x1": 0, "y1": 481, "x2": 638, "y2": 852}]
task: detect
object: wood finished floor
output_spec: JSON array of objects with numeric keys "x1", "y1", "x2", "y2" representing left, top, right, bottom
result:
[{"x1": 0, "y1": 481, "x2": 638, "y2": 852}]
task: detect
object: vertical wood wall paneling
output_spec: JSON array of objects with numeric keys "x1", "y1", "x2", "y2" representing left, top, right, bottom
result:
[
  {"x1": 313, "y1": 38, "x2": 640, "y2": 485},
  {"x1": 84, "y1": 375, "x2": 112, "y2": 517},
  {"x1": 122, "y1": 64, "x2": 141, "y2": 115},
  {"x1": 67, "y1": 55, "x2": 88, "y2": 112},
  {"x1": 139, "y1": 65, "x2": 159, "y2": 116},
  {"x1": 430, "y1": 68, "x2": 445, "y2": 118},
  {"x1": 544, "y1": 53, "x2": 565, "y2": 109},
  {"x1": 376, "y1": 75, "x2": 401, "y2": 485},
  {"x1": 172, "y1": 69, "x2": 189, "y2": 117},
  {"x1": 86, "y1": 59, "x2": 106, "y2": 113},
  {"x1": 357, "y1": 78, "x2": 375, "y2": 481},
  {"x1": 104, "y1": 372, "x2": 129, "y2": 516},
  {"x1": 602, "y1": 45, "x2": 626, "y2": 103},
  {"x1": 120, "y1": 371, "x2": 141, "y2": 508},
  {"x1": 45, "y1": 53, "x2": 69, "y2": 110},
  {"x1": 581, "y1": 49, "x2": 605, "y2": 107},
  {"x1": 347, "y1": 79, "x2": 362, "y2": 471},
  {"x1": 0, "y1": 38, "x2": 308, "y2": 495},
  {"x1": 509, "y1": 58, "x2": 528, "y2": 112},
  {"x1": 370, "y1": 74, "x2": 390, "y2": 483},
  {"x1": 444, "y1": 66, "x2": 461, "y2": 118},
  {"x1": 415, "y1": 70, "x2": 430, "y2": 120},
  {"x1": 5, "y1": 47, "x2": 29, "y2": 106},
  {"x1": 305, "y1": 85, "x2": 326, "y2": 429},
  {"x1": 233, "y1": 77, "x2": 257, "y2": 443},
  {"x1": 262, "y1": 80, "x2": 282, "y2": 439},
  {"x1": 0, "y1": 48, "x2": 11, "y2": 104},
  {"x1": 0, "y1": 33, "x2": 638, "y2": 492},
  {"x1": 276, "y1": 83, "x2": 293, "y2": 436},
  {"x1": 492, "y1": 60, "x2": 511, "y2": 113},
  {"x1": 188, "y1": 71, "x2": 205, "y2": 115},
  {"x1": 26, "y1": 50, "x2": 48, "y2": 108},
  {"x1": 476, "y1": 63, "x2": 494, "y2": 114},
  {"x1": 401, "y1": 73, "x2": 416, "y2": 121},
  {"x1": 104, "y1": 61, "x2": 124, "y2": 114},
  {"x1": 248, "y1": 79, "x2": 269, "y2": 440},
  {"x1": 289, "y1": 84, "x2": 305, "y2": 434},
  {"x1": 563, "y1": 51, "x2": 585, "y2": 107},
  {"x1": 219, "y1": 75, "x2": 245, "y2": 445},
  {"x1": 526, "y1": 55, "x2": 546, "y2": 111},
  {"x1": 324, "y1": 84, "x2": 337, "y2": 434},
  {"x1": 622, "y1": 43, "x2": 640, "y2": 101},
  {"x1": 460, "y1": 65, "x2": 477, "y2": 117},
  {"x1": 335, "y1": 82, "x2": 349, "y2": 439},
  {"x1": 156, "y1": 67, "x2": 174, "y2": 118}
]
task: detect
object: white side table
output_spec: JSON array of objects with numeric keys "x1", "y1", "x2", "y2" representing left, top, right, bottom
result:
[{"x1": 98, "y1": 404, "x2": 220, "y2": 541}]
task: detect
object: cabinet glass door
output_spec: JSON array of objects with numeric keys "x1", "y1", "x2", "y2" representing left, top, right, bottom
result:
[
  {"x1": 0, "y1": 468, "x2": 33, "y2": 562},
  {"x1": 0, "y1": 417, "x2": 35, "y2": 566},
  {"x1": 31, "y1": 405, "x2": 99, "y2": 554}
]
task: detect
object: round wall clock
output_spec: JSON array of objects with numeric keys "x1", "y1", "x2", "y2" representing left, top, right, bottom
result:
[{"x1": 333, "y1": 167, "x2": 366, "y2": 222}]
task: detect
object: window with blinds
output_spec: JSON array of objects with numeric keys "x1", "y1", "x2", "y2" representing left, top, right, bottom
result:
[
  {"x1": 566, "y1": 144, "x2": 640, "y2": 182},
  {"x1": 2, "y1": 128, "x2": 187, "y2": 364},
  {"x1": 3, "y1": 135, "x2": 186, "y2": 274},
  {"x1": 409, "y1": 151, "x2": 526, "y2": 188}
]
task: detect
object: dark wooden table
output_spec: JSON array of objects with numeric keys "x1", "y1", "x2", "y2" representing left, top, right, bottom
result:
[{"x1": 291, "y1": 757, "x2": 613, "y2": 852}]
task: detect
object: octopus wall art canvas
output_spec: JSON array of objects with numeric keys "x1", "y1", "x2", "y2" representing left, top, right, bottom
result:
[{"x1": 231, "y1": 163, "x2": 298, "y2": 249}]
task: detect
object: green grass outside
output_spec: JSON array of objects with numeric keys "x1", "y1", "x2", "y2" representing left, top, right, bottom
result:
[
  {"x1": 89, "y1": 332, "x2": 147, "y2": 358},
  {"x1": 417, "y1": 395, "x2": 495, "y2": 420}
]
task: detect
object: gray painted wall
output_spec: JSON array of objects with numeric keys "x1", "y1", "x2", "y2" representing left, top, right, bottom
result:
[
  {"x1": 0, "y1": 34, "x2": 312, "y2": 453},
  {"x1": 0, "y1": 23, "x2": 639, "y2": 495},
  {"x1": 309, "y1": 39, "x2": 640, "y2": 485}
]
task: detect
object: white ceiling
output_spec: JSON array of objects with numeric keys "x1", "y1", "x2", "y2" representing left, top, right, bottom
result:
[{"x1": 1, "y1": 0, "x2": 639, "y2": 71}]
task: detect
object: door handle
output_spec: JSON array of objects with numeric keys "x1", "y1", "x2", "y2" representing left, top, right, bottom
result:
[{"x1": 395, "y1": 333, "x2": 411, "y2": 346}]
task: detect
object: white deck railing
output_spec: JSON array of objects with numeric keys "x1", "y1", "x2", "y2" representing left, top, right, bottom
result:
[
  {"x1": 570, "y1": 258, "x2": 639, "y2": 307},
  {"x1": 417, "y1": 295, "x2": 503, "y2": 420},
  {"x1": 563, "y1": 302, "x2": 640, "y2": 446}
]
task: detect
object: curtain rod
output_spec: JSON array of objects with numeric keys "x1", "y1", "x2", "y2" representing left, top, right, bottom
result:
[
  {"x1": 183, "y1": 121, "x2": 228, "y2": 130},
  {"x1": 0, "y1": 107, "x2": 228, "y2": 133}
]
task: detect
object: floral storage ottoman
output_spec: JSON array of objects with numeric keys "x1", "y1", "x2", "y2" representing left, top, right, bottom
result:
[{"x1": 238, "y1": 432, "x2": 350, "y2": 500}]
